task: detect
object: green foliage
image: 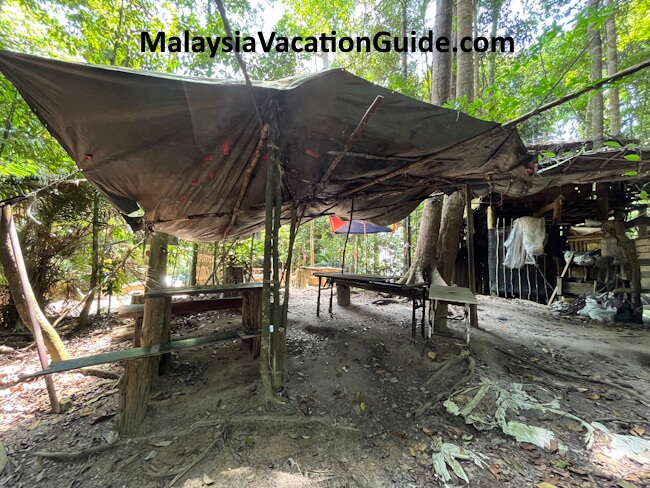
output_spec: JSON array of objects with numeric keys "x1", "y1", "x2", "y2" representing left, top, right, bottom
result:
[{"x1": 0, "y1": 0, "x2": 649, "y2": 307}]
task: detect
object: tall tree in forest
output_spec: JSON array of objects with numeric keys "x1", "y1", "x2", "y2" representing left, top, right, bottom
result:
[
  {"x1": 0, "y1": 209, "x2": 70, "y2": 361},
  {"x1": 604, "y1": 0, "x2": 621, "y2": 137},
  {"x1": 400, "y1": 0, "x2": 473, "y2": 332},
  {"x1": 587, "y1": 0, "x2": 604, "y2": 147},
  {"x1": 77, "y1": 191, "x2": 100, "y2": 328},
  {"x1": 456, "y1": 0, "x2": 474, "y2": 103}
]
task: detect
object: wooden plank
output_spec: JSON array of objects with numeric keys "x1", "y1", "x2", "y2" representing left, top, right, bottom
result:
[
  {"x1": 19, "y1": 329, "x2": 261, "y2": 379},
  {"x1": 118, "y1": 297, "x2": 243, "y2": 319},
  {"x1": 562, "y1": 280, "x2": 595, "y2": 296},
  {"x1": 145, "y1": 282, "x2": 263, "y2": 298},
  {"x1": 428, "y1": 285, "x2": 478, "y2": 305}
]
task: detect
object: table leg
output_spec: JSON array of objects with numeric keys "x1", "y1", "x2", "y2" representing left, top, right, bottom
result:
[
  {"x1": 317, "y1": 277, "x2": 322, "y2": 317},
  {"x1": 411, "y1": 298, "x2": 416, "y2": 337},
  {"x1": 430, "y1": 300, "x2": 438, "y2": 339},
  {"x1": 464, "y1": 303, "x2": 470, "y2": 344},
  {"x1": 421, "y1": 294, "x2": 426, "y2": 338},
  {"x1": 329, "y1": 279, "x2": 334, "y2": 314}
]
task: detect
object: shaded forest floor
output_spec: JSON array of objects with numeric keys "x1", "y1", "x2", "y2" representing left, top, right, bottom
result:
[{"x1": 1, "y1": 289, "x2": 649, "y2": 487}]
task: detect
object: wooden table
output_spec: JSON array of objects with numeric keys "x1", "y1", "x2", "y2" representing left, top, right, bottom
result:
[
  {"x1": 314, "y1": 272, "x2": 428, "y2": 337},
  {"x1": 146, "y1": 282, "x2": 262, "y2": 324},
  {"x1": 428, "y1": 285, "x2": 478, "y2": 343}
]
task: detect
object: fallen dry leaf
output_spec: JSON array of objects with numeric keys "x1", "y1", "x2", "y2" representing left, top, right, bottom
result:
[
  {"x1": 427, "y1": 351, "x2": 436, "y2": 360},
  {"x1": 203, "y1": 473, "x2": 215, "y2": 485},
  {"x1": 27, "y1": 419, "x2": 41, "y2": 430},
  {"x1": 408, "y1": 447, "x2": 417, "y2": 457},
  {"x1": 422, "y1": 427, "x2": 435, "y2": 436},
  {"x1": 151, "y1": 440, "x2": 173, "y2": 447},
  {"x1": 393, "y1": 432, "x2": 408, "y2": 439},
  {"x1": 630, "y1": 425, "x2": 646, "y2": 437},
  {"x1": 589, "y1": 393, "x2": 600, "y2": 401},
  {"x1": 360, "y1": 402, "x2": 366, "y2": 412},
  {"x1": 576, "y1": 387, "x2": 588, "y2": 393},
  {"x1": 488, "y1": 463, "x2": 501, "y2": 481},
  {"x1": 536, "y1": 482, "x2": 559, "y2": 488}
]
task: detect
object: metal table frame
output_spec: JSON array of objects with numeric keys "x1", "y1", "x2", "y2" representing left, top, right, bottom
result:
[{"x1": 314, "y1": 272, "x2": 428, "y2": 337}]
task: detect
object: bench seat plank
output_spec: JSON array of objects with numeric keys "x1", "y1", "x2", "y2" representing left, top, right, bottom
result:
[{"x1": 20, "y1": 329, "x2": 261, "y2": 379}]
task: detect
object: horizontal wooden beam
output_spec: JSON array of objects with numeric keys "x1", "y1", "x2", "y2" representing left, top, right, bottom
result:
[{"x1": 20, "y1": 329, "x2": 261, "y2": 379}]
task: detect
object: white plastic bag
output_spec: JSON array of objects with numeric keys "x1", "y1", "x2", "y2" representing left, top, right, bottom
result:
[{"x1": 504, "y1": 217, "x2": 546, "y2": 269}]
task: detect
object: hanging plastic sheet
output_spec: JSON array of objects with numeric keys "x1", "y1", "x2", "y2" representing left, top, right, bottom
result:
[{"x1": 503, "y1": 217, "x2": 546, "y2": 269}]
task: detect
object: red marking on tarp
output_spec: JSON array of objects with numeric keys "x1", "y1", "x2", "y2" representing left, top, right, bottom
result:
[
  {"x1": 84, "y1": 154, "x2": 93, "y2": 160},
  {"x1": 223, "y1": 141, "x2": 230, "y2": 156},
  {"x1": 203, "y1": 155, "x2": 213, "y2": 162},
  {"x1": 181, "y1": 195, "x2": 188, "y2": 202},
  {"x1": 208, "y1": 170, "x2": 214, "y2": 179},
  {"x1": 190, "y1": 178, "x2": 197, "y2": 185},
  {"x1": 305, "y1": 149, "x2": 320, "y2": 159},
  {"x1": 262, "y1": 153, "x2": 269, "y2": 160}
]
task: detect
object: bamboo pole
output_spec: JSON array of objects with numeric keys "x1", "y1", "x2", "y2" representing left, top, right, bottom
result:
[
  {"x1": 260, "y1": 110, "x2": 276, "y2": 398},
  {"x1": 3, "y1": 205, "x2": 60, "y2": 413},
  {"x1": 464, "y1": 185, "x2": 478, "y2": 326},
  {"x1": 271, "y1": 144, "x2": 283, "y2": 389},
  {"x1": 340, "y1": 197, "x2": 355, "y2": 273},
  {"x1": 222, "y1": 124, "x2": 269, "y2": 240}
]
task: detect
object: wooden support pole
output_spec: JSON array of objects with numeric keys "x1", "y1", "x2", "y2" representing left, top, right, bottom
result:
[
  {"x1": 316, "y1": 95, "x2": 383, "y2": 194},
  {"x1": 3, "y1": 205, "x2": 60, "y2": 413},
  {"x1": 487, "y1": 207, "x2": 496, "y2": 295},
  {"x1": 464, "y1": 185, "x2": 478, "y2": 327},
  {"x1": 552, "y1": 196, "x2": 562, "y2": 224},
  {"x1": 271, "y1": 141, "x2": 283, "y2": 390},
  {"x1": 260, "y1": 99, "x2": 284, "y2": 396},
  {"x1": 222, "y1": 124, "x2": 269, "y2": 240},
  {"x1": 118, "y1": 232, "x2": 168, "y2": 434}
]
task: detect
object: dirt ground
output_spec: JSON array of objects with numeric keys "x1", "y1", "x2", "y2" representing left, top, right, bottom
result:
[{"x1": 1, "y1": 288, "x2": 649, "y2": 487}]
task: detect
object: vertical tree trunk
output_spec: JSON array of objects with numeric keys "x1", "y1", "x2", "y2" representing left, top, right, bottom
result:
[
  {"x1": 0, "y1": 207, "x2": 70, "y2": 362},
  {"x1": 401, "y1": 0, "x2": 408, "y2": 78},
  {"x1": 309, "y1": 220, "x2": 315, "y2": 266},
  {"x1": 487, "y1": 0, "x2": 501, "y2": 99},
  {"x1": 604, "y1": 0, "x2": 621, "y2": 137},
  {"x1": 400, "y1": 0, "x2": 457, "y2": 286},
  {"x1": 433, "y1": 191, "x2": 466, "y2": 332},
  {"x1": 431, "y1": 0, "x2": 453, "y2": 105},
  {"x1": 190, "y1": 242, "x2": 198, "y2": 286},
  {"x1": 77, "y1": 191, "x2": 100, "y2": 328},
  {"x1": 456, "y1": 0, "x2": 474, "y2": 102},
  {"x1": 472, "y1": 0, "x2": 480, "y2": 103},
  {"x1": 587, "y1": 0, "x2": 604, "y2": 147},
  {"x1": 399, "y1": 198, "x2": 443, "y2": 284}
]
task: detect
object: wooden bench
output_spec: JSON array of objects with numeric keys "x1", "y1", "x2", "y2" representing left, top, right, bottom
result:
[
  {"x1": 118, "y1": 297, "x2": 243, "y2": 319},
  {"x1": 314, "y1": 272, "x2": 428, "y2": 337},
  {"x1": 20, "y1": 283, "x2": 264, "y2": 380}
]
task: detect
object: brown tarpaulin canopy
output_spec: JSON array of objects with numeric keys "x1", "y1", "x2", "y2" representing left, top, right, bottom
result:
[{"x1": 0, "y1": 51, "x2": 533, "y2": 240}]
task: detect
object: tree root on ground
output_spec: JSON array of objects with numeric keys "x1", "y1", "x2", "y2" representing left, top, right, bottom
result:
[
  {"x1": 164, "y1": 436, "x2": 222, "y2": 488},
  {"x1": 227, "y1": 414, "x2": 360, "y2": 432},
  {"x1": 32, "y1": 414, "x2": 358, "y2": 462},
  {"x1": 414, "y1": 349, "x2": 476, "y2": 418},
  {"x1": 494, "y1": 345, "x2": 650, "y2": 408}
]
